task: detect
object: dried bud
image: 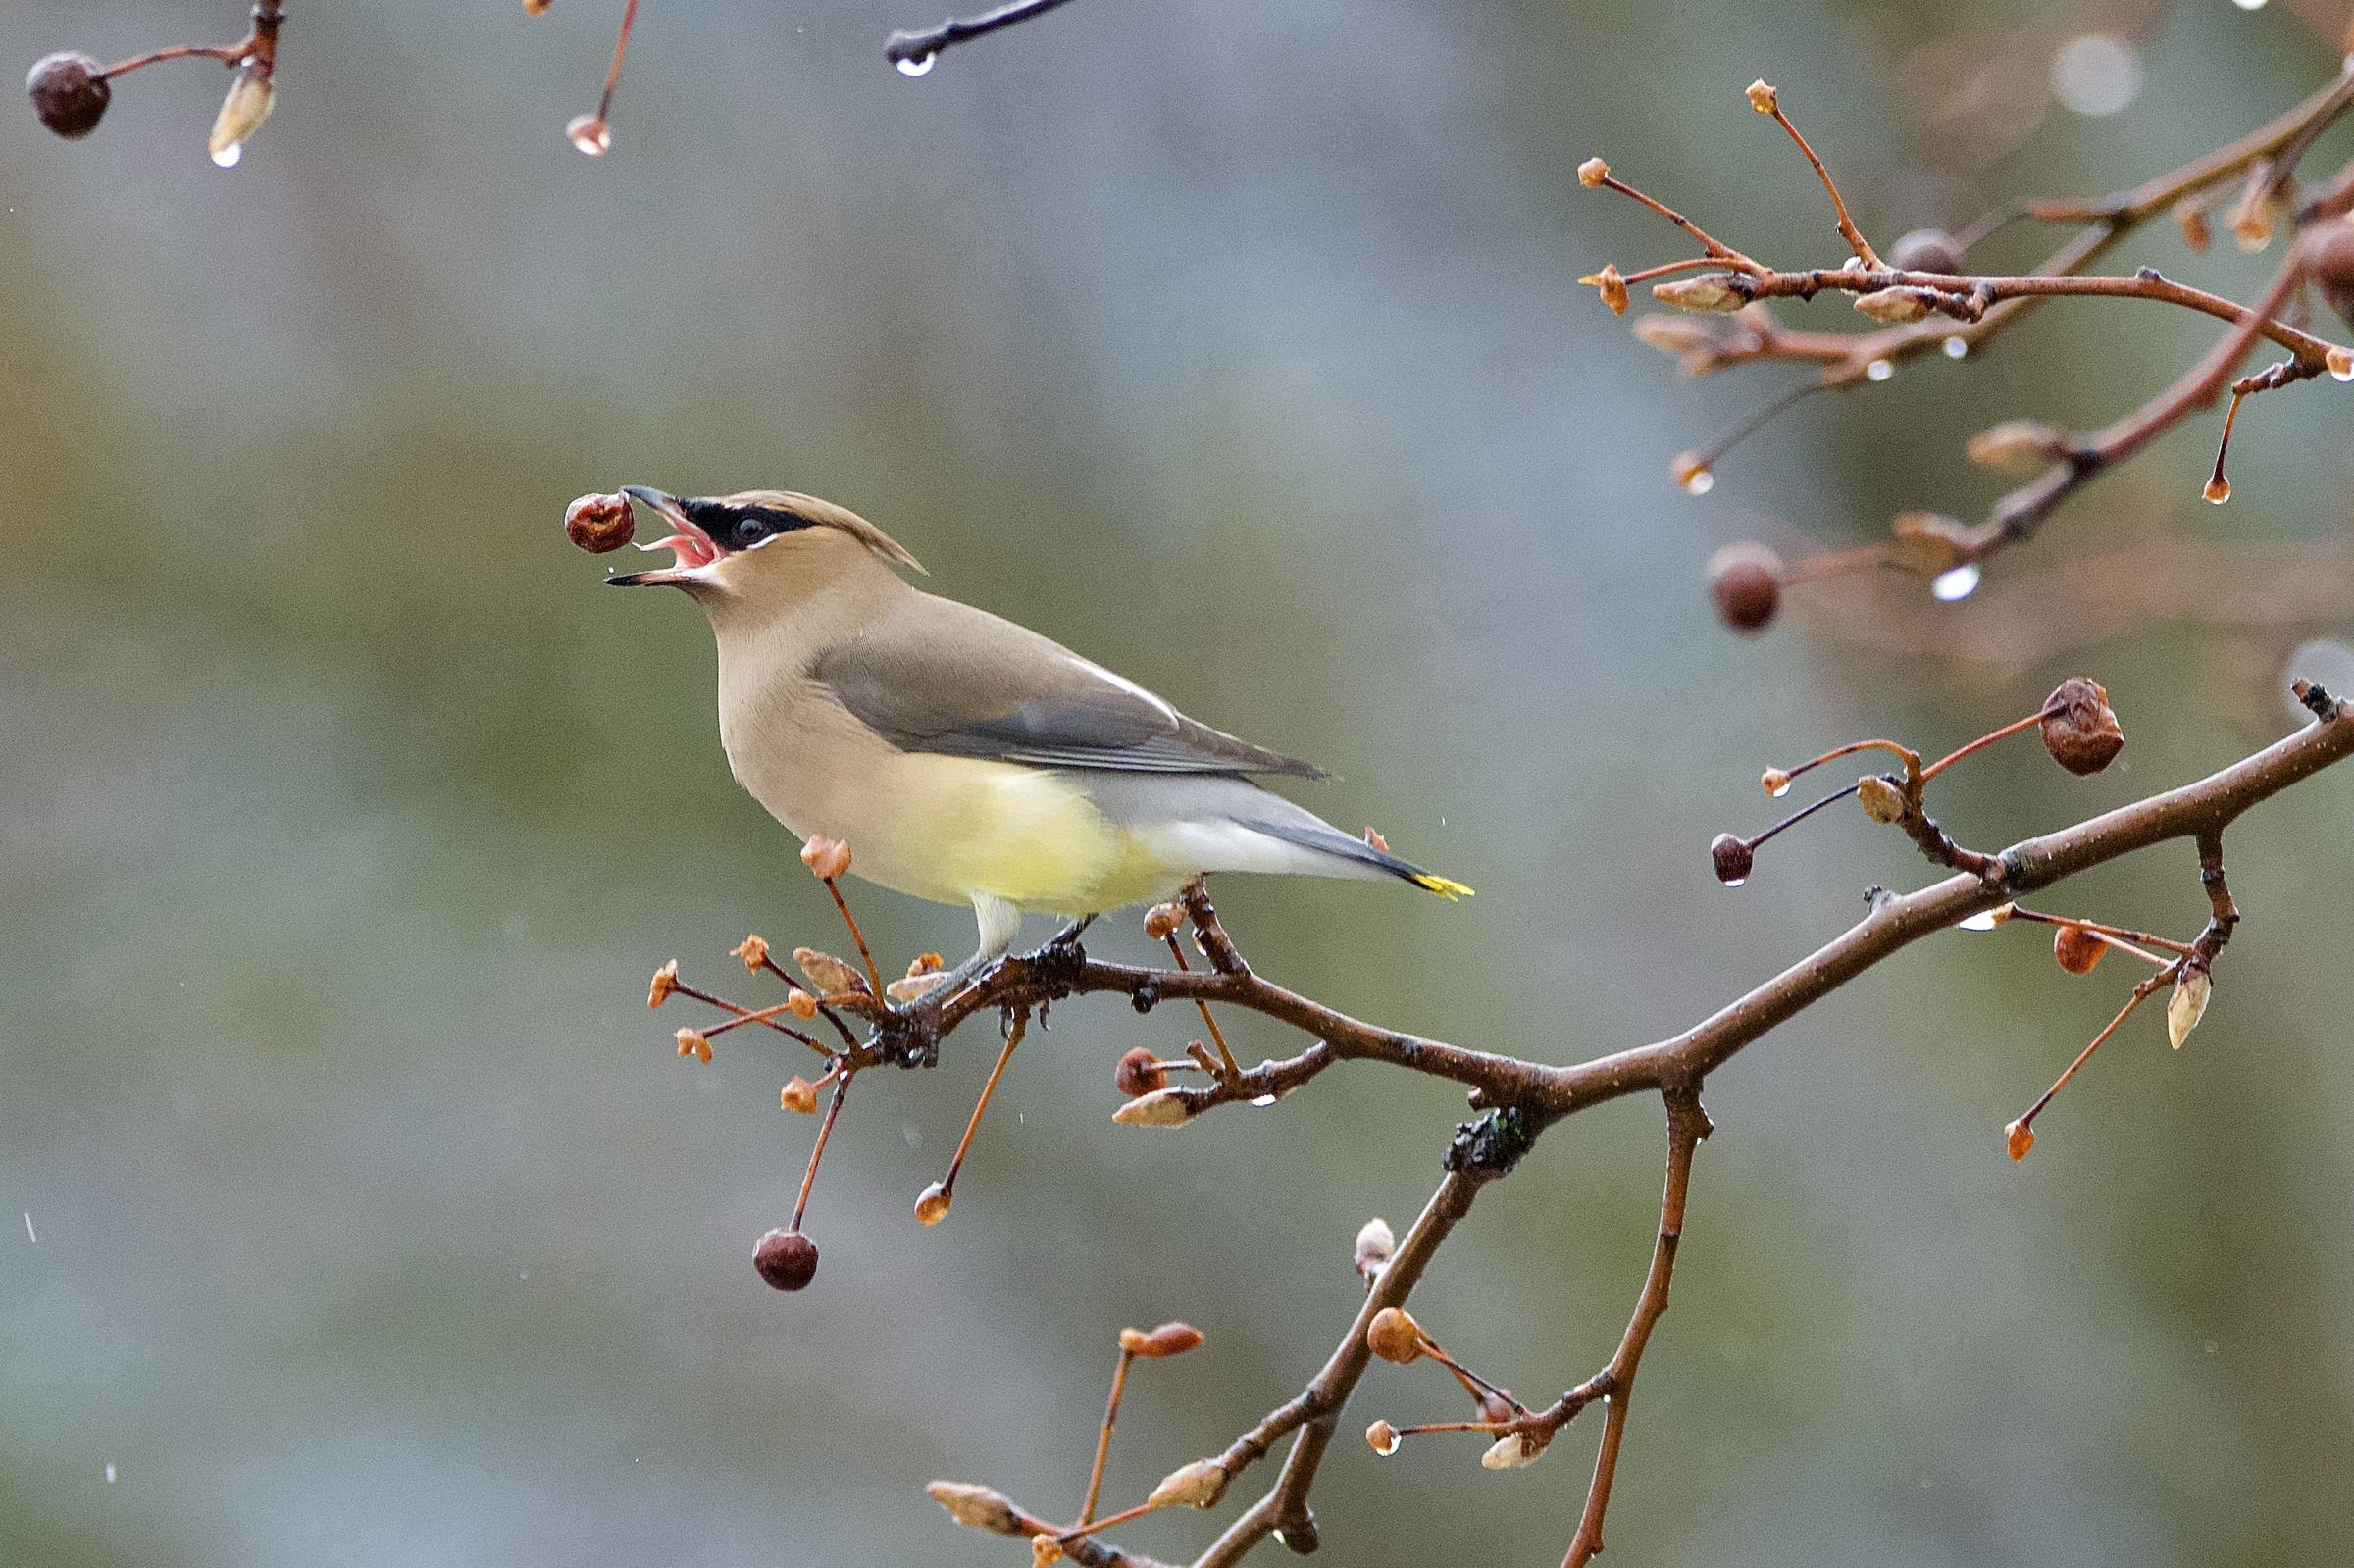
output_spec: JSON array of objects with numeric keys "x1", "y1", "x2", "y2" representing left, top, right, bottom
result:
[
  {"x1": 674, "y1": 1027, "x2": 712, "y2": 1064},
  {"x1": 1709, "y1": 833, "x2": 1754, "y2": 886},
  {"x1": 1653, "y1": 275, "x2": 1749, "y2": 313},
  {"x1": 732, "y1": 934, "x2": 770, "y2": 972},
  {"x1": 1366, "y1": 1419, "x2": 1400, "y2": 1455},
  {"x1": 1114, "y1": 1046, "x2": 1168, "y2": 1097},
  {"x1": 1966, "y1": 419, "x2": 2065, "y2": 477},
  {"x1": 787, "y1": 988, "x2": 820, "y2": 1020},
  {"x1": 793, "y1": 946, "x2": 870, "y2": 997},
  {"x1": 1855, "y1": 775, "x2": 1908, "y2": 825},
  {"x1": 1886, "y1": 228, "x2": 1963, "y2": 276},
  {"x1": 208, "y1": 58, "x2": 274, "y2": 168},
  {"x1": 1142, "y1": 901, "x2": 1185, "y2": 940},
  {"x1": 1146, "y1": 1458, "x2": 1227, "y2": 1511},
  {"x1": 525, "y1": 0, "x2": 556, "y2": 12},
  {"x1": 1111, "y1": 1087, "x2": 1193, "y2": 1127},
  {"x1": 1031, "y1": 1536, "x2": 1065, "y2": 1567},
  {"x1": 1629, "y1": 313, "x2": 1721, "y2": 371},
  {"x1": 886, "y1": 972, "x2": 950, "y2": 1003},
  {"x1": 2226, "y1": 179, "x2": 2281, "y2": 252},
  {"x1": 752, "y1": 1227, "x2": 818, "y2": 1290},
  {"x1": 2314, "y1": 220, "x2": 2354, "y2": 332},
  {"x1": 914, "y1": 1181, "x2": 952, "y2": 1226},
  {"x1": 1853, "y1": 287, "x2": 1931, "y2": 325},
  {"x1": 2040, "y1": 678, "x2": 2124, "y2": 776},
  {"x1": 26, "y1": 51, "x2": 109, "y2": 140},
  {"x1": 2166, "y1": 967, "x2": 2211, "y2": 1050},
  {"x1": 1353, "y1": 1216, "x2": 1397, "y2": 1283},
  {"x1": 1578, "y1": 264, "x2": 1629, "y2": 315},
  {"x1": 1760, "y1": 768, "x2": 1791, "y2": 796},
  {"x1": 1707, "y1": 542, "x2": 1782, "y2": 632},
  {"x1": 2328, "y1": 347, "x2": 2353, "y2": 382},
  {"x1": 779, "y1": 1076, "x2": 819, "y2": 1114},
  {"x1": 647, "y1": 959, "x2": 679, "y2": 1008},
  {"x1": 1576, "y1": 156, "x2": 1610, "y2": 188},
  {"x1": 1126, "y1": 1321, "x2": 1204, "y2": 1358},
  {"x1": 1745, "y1": 78, "x2": 1778, "y2": 114},
  {"x1": 565, "y1": 113, "x2": 613, "y2": 157},
  {"x1": 2052, "y1": 925, "x2": 2106, "y2": 976},
  {"x1": 565, "y1": 491, "x2": 636, "y2": 552},
  {"x1": 2174, "y1": 197, "x2": 2212, "y2": 254},
  {"x1": 1366, "y1": 1305, "x2": 1424, "y2": 1364},
  {"x1": 2203, "y1": 474, "x2": 2231, "y2": 506},
  {"x1": 1481, "y1": 1433, "x2": 1546, "y2": 1470},
  {"x1": 925, "y1": 1480, "x2": 1024, "y2": 1536},
  {"x1": 906, "y1": 952, "x2": 944, "y2": 977},
  {"x1": 799, "y1": 835, "x2": 853, "y2": 880},
  {"x1": 1888, "y1": 511, "x2": 1971, "y2": 578},
  {"x1": 2004, "y1": 1118, "x2": 2035, "y2": 1161}
]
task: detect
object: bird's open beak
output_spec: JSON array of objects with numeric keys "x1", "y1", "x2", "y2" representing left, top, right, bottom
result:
[{"x1": 604, "y1": 485, "x2": 724, "y2": 587}]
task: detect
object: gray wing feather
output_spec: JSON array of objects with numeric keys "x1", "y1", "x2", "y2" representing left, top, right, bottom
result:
[{"x1": 815, "y1": 595, "x2": 1325, "y2": 779}]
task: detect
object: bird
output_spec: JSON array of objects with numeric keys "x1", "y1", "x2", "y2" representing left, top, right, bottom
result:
[{"x1": 604, "y1": 485, "x2": 1469, "y2": 985}]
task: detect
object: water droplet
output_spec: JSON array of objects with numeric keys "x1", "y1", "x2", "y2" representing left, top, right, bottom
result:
[
  {"x1": 105, "y1": 1463, "x2": 117, "y2": 1484},
  {"x1": 1251, "y1": 1093, "x2": 1278, "y2": 1107},
  {"x1": 2203, "y1": 475, "x2": 2231, "y2": 505},
  {"x1": 1719, "y1": 877, "x2": 1746, "y2": 889},
  {"x1": 1768, "y1": 781, "x2": 1791, "y2": 798},
  {"x1": 518, "y1": 1269, "x2": 530, "y2": 1281},
  {"x1": 1960, "y1": 910, "x2": 2000, "y2": 932},
  {"x1": 1866, "y1": 358, "x2": 1894, "y2": 381},
  {"x1": 2051, "y1": 34, "x2": 2142, "y2": 118},
  {"x1": 1931, "y1": 563, "x2": 1982, "y2": 601},
  {"x1": 565, "y1": 114, "x2": 612, "y2": 156},
  {"x1": 1942, "y1": 336, "x2": 1969, "y2": 360},
  {"x1": 895, "y1": 52, "x2": 937, "y2": 77},
  {"x1": 1680, "y1": 468, "x2": 1714, "y2": 496},
  {"x1": 210, "y1": 142, "x2": 243, "y2": 169},
  {"x1": 2230, "y1": 0, "x2": 2267, "y2": 11}
]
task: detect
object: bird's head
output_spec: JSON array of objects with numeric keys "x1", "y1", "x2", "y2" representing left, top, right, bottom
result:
[{"x1": 603, "y1": 487, "x2": 925, "y2": 607}]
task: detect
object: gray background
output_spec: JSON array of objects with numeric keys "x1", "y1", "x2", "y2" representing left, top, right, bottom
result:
[{"x1": 4, "y1": 1, "x2": 2352, "y2": 1565}]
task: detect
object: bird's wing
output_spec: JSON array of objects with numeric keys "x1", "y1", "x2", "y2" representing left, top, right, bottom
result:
[{"x1": 813, "y1": 595, "x2": 1325, "y2": 778}]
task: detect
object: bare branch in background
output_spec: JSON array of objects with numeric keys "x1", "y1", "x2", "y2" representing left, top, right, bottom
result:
[{"x1": 1581, "y1": 74, "x2": 2354, "y2": 631}]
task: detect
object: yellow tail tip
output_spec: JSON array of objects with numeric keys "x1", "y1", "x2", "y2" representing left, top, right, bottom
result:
[{"x1": 1411, "y1": 874, "x2": 1475, "y2": 901}]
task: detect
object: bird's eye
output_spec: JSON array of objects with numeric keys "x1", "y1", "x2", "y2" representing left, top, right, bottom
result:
[{"x1": 730, "y1": 515, "x2": 777, "y2": 550}]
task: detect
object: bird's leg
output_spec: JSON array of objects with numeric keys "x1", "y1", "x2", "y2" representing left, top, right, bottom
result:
[
  {"x1": 1043, "y1": 913, "x2": 1097, "y2": 955},
  {"x1": 914, "y1": 893, "x2": 1026, "y2": 1010}
]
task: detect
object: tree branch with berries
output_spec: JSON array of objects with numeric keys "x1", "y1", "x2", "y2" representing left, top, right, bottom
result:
[
  {"x1": 1571, "y1": 74, "x2": 2354, "y2": 635},
  {"x1": 24, "y1": 0, "x2": 1095, "y2": 160},
  {"x1": 616, "y1": 593, "x2": 2354, "y2": 1566}
]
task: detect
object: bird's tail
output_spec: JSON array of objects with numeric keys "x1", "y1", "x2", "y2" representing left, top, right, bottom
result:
[{"x1": 1237, "y1": 818, "x2": 1473, "y2": 900}]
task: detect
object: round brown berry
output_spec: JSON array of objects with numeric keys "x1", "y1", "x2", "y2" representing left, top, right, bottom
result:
[
  {"x1": 1114, "y1": 1046, "x2": 1167, "y2": 1097},
  {"x1": 2313, "y1": 220, "x2": 2354, "y2": 332},
  {"x1": 565, "y1": 491, "x2": 636, "y2": 553},
  {"x1": 28, "y1": 52, "x2": 110, "y2": 140},
  {"x1": 1710, "y1": 833, "x2": 1755, "y2": 885},
  {"x1": 2040, "y1": 677, "x2": 2124, "y2": 776},
  {"x1": 753, "y1": 1227, "x2": 818, "y2": 1291},
  {"x1": 1708, "y1": 543, "x2": 1783, "y2": 632},
  {"x1": 2052, "y1": 925, "x2": 2106, "y2": 976},
  {"x1": 1886, "y1": 228, "x2": 1963, "y2": 276}
]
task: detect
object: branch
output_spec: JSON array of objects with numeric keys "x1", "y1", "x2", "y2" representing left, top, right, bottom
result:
[{"x1": 886, "y1": 0, "x2": 1087, "y2": 74}]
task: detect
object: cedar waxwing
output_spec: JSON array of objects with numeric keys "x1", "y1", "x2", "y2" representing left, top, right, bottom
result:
[{"x1": 606, "y1": 486, "x2": 1469, "y2": 979}]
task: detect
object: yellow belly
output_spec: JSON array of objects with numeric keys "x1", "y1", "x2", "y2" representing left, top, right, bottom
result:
[{"x1": 805, "y1": 754, "x2": 1175, "y2": 914}]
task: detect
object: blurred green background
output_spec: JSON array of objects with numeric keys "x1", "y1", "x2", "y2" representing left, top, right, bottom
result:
[{"x1": 5, "y1": 2, "x2": 2352, "y2": 1564}]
